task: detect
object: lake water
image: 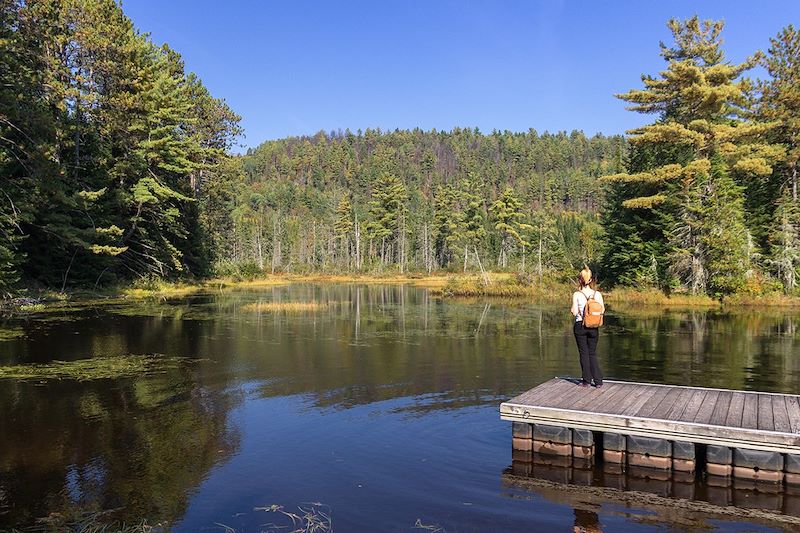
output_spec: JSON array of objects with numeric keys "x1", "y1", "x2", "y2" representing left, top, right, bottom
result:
[{"x1": 1, "y1": 284, "x2": 800, "y2": 532}]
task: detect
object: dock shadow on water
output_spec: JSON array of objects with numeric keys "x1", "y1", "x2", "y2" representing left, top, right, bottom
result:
[{"x1": 1, "y1": 284, "x2": 800, "y2": 530}]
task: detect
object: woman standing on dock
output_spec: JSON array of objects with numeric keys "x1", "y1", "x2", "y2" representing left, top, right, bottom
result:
[{"x1": 571, "y1": 267, "x2": 605, "y2": 387}]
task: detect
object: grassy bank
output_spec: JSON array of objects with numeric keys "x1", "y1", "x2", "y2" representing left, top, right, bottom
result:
[
  {"x1": 606, "y1": 288, "x2": 719, "y2": 308},
  {"x1": 121, "y1": 272, "x2": 452, "y2": 298},
  {"x1": 430, "y1": 273, "x2": 567, "y2": 301},
  {"x1": 4, "y1": 272, "x2": 800, "y2": 313}
]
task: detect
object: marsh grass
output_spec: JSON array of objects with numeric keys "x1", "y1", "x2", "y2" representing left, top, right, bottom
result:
[
  {"x1": 430, "y1": 274, "x2": 568, "y2": 302},
  {"x1": 121, "y1": 279, "x2": 204, "y2": 299},
  {"x1": 241, "y1": 302, "x2": 327, "y2": 313},
  {"x1": 0, "y1": 354, "x2": 191, "y2": 381},
  {"x1": 0, "y1": 327, "x2": 24, "y2": 341},
  {"x1": 255, "y1": 503, "x2": 332, "y2": 533},
  {"x1": 4, "y1": 508, "x2": 165, "y2": 533},
  {"x1": 722, "y1": 292, "x2": 800, "y2": 307},
  {"x1": 413, "y1": 519, "x2": 445, "y2": 532},
  {"x1": 606, "y1": 288, "x2": 719, "y2": 308}
]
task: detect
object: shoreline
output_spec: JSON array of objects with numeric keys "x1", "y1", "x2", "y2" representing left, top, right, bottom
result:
[{"x1": 2, "y1": 273, "x2": 799, "y2": 314}]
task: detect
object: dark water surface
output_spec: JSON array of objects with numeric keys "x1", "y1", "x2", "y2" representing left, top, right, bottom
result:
[{"x1": 1, "y1": 284, "x2": 800, "y2": 531}]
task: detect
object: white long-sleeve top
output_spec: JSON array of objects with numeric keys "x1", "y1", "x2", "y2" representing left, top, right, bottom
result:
[{"x1": 571, "y1": 288, "x2": 605, "y2": 322}]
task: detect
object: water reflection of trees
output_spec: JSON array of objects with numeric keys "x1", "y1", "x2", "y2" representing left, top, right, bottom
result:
[
  {"x1": 217, "y1": 286, "x2": 800, "y2": 408},
  {"x1": 3, "y1": 285, "x2": 800, "y2": 526},
  {"x1": 0, "y1": 372, "x2": 240, "y2": 528},
  {"x1": 605, "y1": 307, "x2": 800, "y2": 393}
]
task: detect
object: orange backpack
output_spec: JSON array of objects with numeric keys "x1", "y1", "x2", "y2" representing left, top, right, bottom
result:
[{"x1": 582, "y1": 291, "x2": 604, "y2": 328}]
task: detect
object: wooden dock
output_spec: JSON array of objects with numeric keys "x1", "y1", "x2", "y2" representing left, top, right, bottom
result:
[{"x1": 501, "y1": 378, "x2": 800, "y2": 453}]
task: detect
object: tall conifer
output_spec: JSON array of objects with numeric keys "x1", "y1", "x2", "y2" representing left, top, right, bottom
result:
[
  {"x1": 602, "y1": 17, "x2": 781, "y2": 294},
  {"x1": 490, "y1": 187, "x2": 531, "y2": 269}
]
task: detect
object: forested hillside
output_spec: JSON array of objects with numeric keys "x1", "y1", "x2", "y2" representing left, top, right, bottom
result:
[
  {"x1": 207, "y1": 128, "x2": 624, "y2": 277},
  {"x1": 2, "y1": 2, "x2": 799, "y2": 299}
]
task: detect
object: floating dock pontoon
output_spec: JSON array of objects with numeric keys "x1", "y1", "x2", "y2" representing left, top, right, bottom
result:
[{"x1": 501, "y1": 378, "x2": 800, "y2": 483}]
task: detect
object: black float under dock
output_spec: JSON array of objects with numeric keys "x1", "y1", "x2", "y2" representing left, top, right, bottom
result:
[{"x1": 501, "y1": 378, "x2": 800, "y2": 484}]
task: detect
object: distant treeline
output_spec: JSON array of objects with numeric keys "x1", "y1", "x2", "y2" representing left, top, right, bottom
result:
[{"x1": 2, "y1": 4, "x2": 799, "y2": 298}]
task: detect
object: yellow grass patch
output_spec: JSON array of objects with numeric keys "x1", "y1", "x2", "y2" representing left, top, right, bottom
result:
[
  {"x1": 121, "y1": 279, "x2": 205, "y2": 298},
  {"x1": 428, "y1": 274, "x2": 567, "y2": 301},
  {"x1": 722, "y1": 292, "x2": 800, "y2": 308},
  {"x1": 606, "y1": 288, "x2": 719, "y2": 308},
  {"x1": 241, "y1": 301, "x2": 327, "y2": 313}
]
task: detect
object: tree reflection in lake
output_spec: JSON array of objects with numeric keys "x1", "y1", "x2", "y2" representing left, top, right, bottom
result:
[{"x1": 0, "y1": 373, "x2": 240, "y2": 528}]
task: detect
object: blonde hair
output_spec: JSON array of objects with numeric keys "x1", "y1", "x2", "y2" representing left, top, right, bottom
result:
[{"x1": 579, "y1": 267, "x2": 593, "y2": 288}]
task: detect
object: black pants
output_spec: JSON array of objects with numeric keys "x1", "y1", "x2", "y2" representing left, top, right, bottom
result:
[{"x1": 574, "y1": 321, "x2": 602, "y2": 385}]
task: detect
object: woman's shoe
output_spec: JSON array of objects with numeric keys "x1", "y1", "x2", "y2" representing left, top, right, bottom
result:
[{"x1": 578, "y1": 381, "x2": 589, "y2": 387}]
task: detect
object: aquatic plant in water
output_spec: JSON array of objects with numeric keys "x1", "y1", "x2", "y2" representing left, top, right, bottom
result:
[
  {"x1": 0, "y1": 327, "x2": 24, "y2": 341},
  {"x1": 255, "y1": 503, "x2": 332, "y2": 533},
  {"x1": 8, "y1": 508, "x2": 167, "y2": 532},
  {"x1": 0, "y1": 354, "x2": 193, "y2": 381}
]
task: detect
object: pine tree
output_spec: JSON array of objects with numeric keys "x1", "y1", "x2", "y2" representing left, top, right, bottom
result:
[
  {"x1": 766, "y1": 189, "x2": 800, "y2": 293},
  {"x1": 333, "y1": 195, "x2": 353, "y2": 264},
  {"x1": 601, "y1": 17, "x2": 781, "y2": 294},
  {"x1": 668, "y1": 162, "x2": 753, "y2": 296},
  {"x1": 459, "y1": 177, "x2": 488, "y2": 282},
  {"x1": 490, "y1": 187, "x2": 531, "y2": 269},
  {"x1": 760, "y1": 25, "x2": 800, "y2": 201},
  {"x1": 0, "y1": 0, "x2": 49, "y2": 294},
  {"x1": 529, "y1": 208, "x2": 564, "y2": 277},
  {"x1": 365, "y1": 174, "x2": 407, "y2": 265},
  {"x1": 432, "y1": 185, "x2": 462, "y2": 269}
]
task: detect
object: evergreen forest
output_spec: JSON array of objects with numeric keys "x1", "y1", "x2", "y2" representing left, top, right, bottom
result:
[{"x1": 2, "y1": 1, "x2": 800, "y2": 298}]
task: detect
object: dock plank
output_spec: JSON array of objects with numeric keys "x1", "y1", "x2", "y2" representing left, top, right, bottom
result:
[
  {"x1": 636, "y1": 387, "x2": 673, "y2": 418},
  {"x1": 568, "y1": 383, "x2": 619, "y2": 411},
  {"x1": 742, "y1": 393, "x2": 759, "y2": 430},
  {"x1": 593, "y1": 383, "x2": 636, "y2": 414},
  {"x1": 679, "y1": 389, "x2": 707, "y2": 422},
  {"x1": 615, "y1": 385, "x2": 657, "y2": 416},
  {"x1": 786, "y1": 395, "x2": 800, "y2": 434},
  {"x1": 758, "y1": 393, "x2": 774, "y2": 432},
  {"x1": 535, "y1": 380, "x2": 588, "y2": 409},
  {"x1": 725, "y1": 392, "x2": 745, "y2": 428},
  {"x1": 709, "y1": 391, "x2": 733, "y2": 426},
  {"x1": 620, "y1": 387, "x2": 661, "y2": 416},
  {"x1": 510, "y1": 378, "x2": 564, "y2": 405},
  {"x1": 664, "y1": 388, "x2": 696, "y2": 421},
  {"x1": 693, "y1": 390, "x2": 720, "y2": 424},
  {"x1": 773, "y1": 396, "x2": 792, "y2": 433},
  {"x1": 651, "y1": 387, "x2": 683, "y2": 420}
]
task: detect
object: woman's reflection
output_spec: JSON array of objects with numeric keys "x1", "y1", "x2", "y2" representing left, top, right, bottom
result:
[{"x1": 573, "y1": 508, "x2": 602, "y2": 532}]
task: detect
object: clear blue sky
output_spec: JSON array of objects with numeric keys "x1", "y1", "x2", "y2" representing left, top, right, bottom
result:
[{"x1": 123, "y1": 0, "x2": 799, "y2": 151}]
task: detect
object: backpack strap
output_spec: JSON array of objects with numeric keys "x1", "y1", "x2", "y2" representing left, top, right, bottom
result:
[{"x1": 578, "y1": 290, "x2": 589, "y2": 319}]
